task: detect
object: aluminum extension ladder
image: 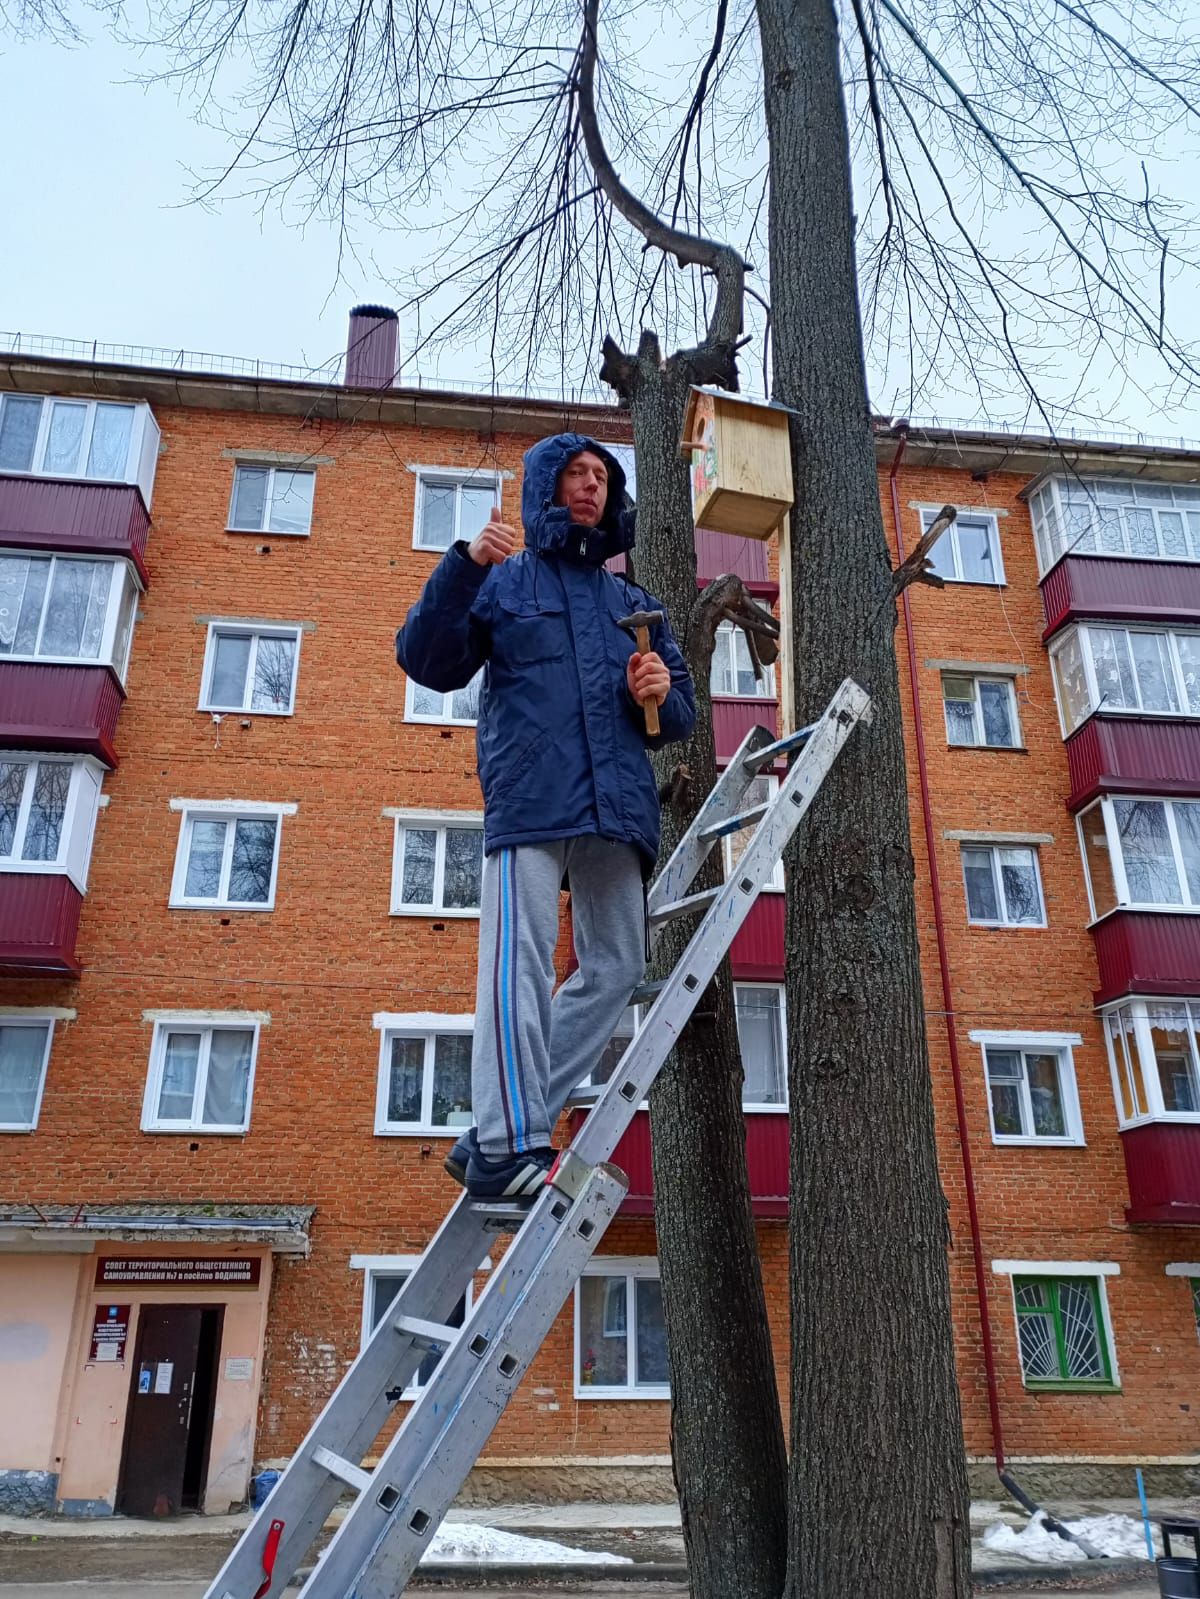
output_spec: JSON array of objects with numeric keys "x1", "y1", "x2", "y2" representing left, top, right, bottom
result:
[{"x1": 206, "y1": 676, "x2": 872, "y2": 1599}]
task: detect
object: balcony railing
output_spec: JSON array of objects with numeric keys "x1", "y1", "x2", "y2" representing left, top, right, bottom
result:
[
  {"x1": 1121, "y1": 1121, "x2": 1200, "y2": 1224},
  {"x1": 568, "y1": 1106, "x2": 788, "y2": 1217},
  {"x1": 1092, "y1": 910, "x2": 1200, "y2": 1004},
  {"x1": 0, "y1": 875, "x2": 83, "y2": 976},
  {"x1": 1042, "y1": 556, "x2": 1200, "y2": 638},
  {"x1": 0, "y1": 665, "x2": 123, "y2": 766},
  {"x1": 1066, "y1": 717, "x2": 1200, "y2": 811},
  {"x1": 0, "y1": 478, "x2": 150, "y2": 582}
]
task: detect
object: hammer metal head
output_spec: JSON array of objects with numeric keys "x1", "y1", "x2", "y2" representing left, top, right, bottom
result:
[{"x1": 616, "y1": 609, "x2": 664, "y2": 633}]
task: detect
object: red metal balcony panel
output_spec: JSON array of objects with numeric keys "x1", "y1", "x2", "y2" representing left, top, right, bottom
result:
[
  {"x1": 0, "y1": 874, "x2": 82, "y2": 977},
  {"x1": 731, "y1": 894, "x2": 784, "y2": 980},
  {"x1": 1121, "y1": 1122, "x2": 1200, "y2": 1225},
  {"x1": 1042, "y1": 556, "x2": 1200, "y2": 639},
  {"x1": 568, "y1": 1106, "x2": 788, "y2": 1216},
  {"x1": 1092, "y1": 911, "x2": 1200, "y2": 1004},
  {"x1": 713, "y1": 697, "x2": 778, "y2": 762},
  {"x1": 1066, "y1": 717, "x2": 1200, "y2": 811},
  {"x1": 695, "y1": 527, "x2": 771, "y2": 586},
  {"x1": 0, "y1": 664, "x2": 123, "y2": 766},
  {"x1": 0, "y1": 477, "x2": 150, "y2": 584}
]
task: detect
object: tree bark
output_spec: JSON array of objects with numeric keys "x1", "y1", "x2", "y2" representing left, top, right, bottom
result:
[
  {"x1": 602, "y1": 331, "x2": 788, "y2": 1599},
  {"x1": 752, "y1": 1, "x2": 971, "y2": 1595}
]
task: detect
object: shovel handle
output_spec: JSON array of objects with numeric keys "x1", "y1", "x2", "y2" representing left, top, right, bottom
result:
[{"x1": 635, "y1": 625, "x2": 661, "y2": 737}]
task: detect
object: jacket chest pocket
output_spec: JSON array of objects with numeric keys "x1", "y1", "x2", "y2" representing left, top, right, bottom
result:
[{"x1": 498, "y1": 600, "x2": 569, "y2": 666}]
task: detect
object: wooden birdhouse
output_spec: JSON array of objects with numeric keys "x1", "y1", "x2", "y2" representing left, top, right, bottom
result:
[{"x1": 679, "y1": 386, "x2": 794, "y2": 538}]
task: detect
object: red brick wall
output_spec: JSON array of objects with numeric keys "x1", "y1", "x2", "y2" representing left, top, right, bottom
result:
[{"x1": 5, "y1": 403, "x2": 1199, "y2": 1472}]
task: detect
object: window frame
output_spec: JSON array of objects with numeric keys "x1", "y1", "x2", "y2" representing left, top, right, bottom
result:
[
  {"x1": 574, "y1": 1257, "x2": 670, "y2": 1400},
  {"x1": 1000, "y1": 1267, "x2": 1119, "y2": 1391},
  {"x1": 389, "y1": 811, "x2": 484, "y2": 918},
  {"x1": 0, "y1": 393, "x2": 153, "y2": 489},
  {"x1": 0, "y1": 1013, "x2": 57, "y2": 1133},
  {"x1": 0, "y1": 551, "x2": 141, "y2": 679},
  {"x1": 1077, "y1": 794, "x2": 1200, "y2": 919},
  {"x1": 1049, "y1": 621, "x2": 1200, "y2": 734},
  {"x1": 403, "y1": 670, "x2": 483, "y2": 727},
  {"x1": 372, "y1": 1012, "x2": 475, "y2": 1136},
  {"x1": 710, "y1": 619, "x2": 777, "y2": 699},
  {"x1": 168, "y1": 799, "x2": 294, "y2": 911},
  {"x1": 412, "y1": 469, "x2": 503, "y2": 553},
  {"x1": 919, "y1": 506, "x2": 1006, "y2": 586},
  {"x1": 1101, "y1": 998, "x2": 1200, "y2": 1127},
  {"x1": 941, "y1": 673, "x2": 1021, "y2": 749},
  {"x1": 961, "y1": 843, "x2": 1047, "y2": 928},
  {"x1": 351, "y1": 1253, "x2": 480, "y2": 1394},
  {"x1": 969, "y1": 1029, "x2": 1084, "y2": 1146},
  {"x1": 198, "y1": 621, "x2": 303, "y2": 716},
  {"x1": 140, "y1": 1014, "x2": 261, "y2": 1135},
  {"x1": 226, "y1": 463, "x2": 316, "y2": 537},
  {"x1": 1029, "y1": 474, "x2": 1200, "y2": 576},
  {"x1": 0, "y1": 753, "x2": 104, "y2": 891},
  {"x1": 721, "y1": 772, "x2": 784, "y2": 893}
]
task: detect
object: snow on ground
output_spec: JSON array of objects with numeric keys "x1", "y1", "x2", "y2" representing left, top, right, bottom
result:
[
  {"x1": 420, "y1": 1521, "x2": 633, "y2": 1564},
  {"x1": 982, "y1": 1510, "x2": 1155, "y2": 1564}
]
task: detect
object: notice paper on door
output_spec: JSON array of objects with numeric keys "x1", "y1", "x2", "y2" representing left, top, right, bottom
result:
[{"x1": 153, "y1": 1361, "x2": 173, "y2": 1395}]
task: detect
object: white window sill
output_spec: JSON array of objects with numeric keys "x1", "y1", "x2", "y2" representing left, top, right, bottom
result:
[
  {"x1": 947, "y1": 743, "x2": 1027, "y2": 753},
  {"x1": 390, "y1": 906, "x2": 481, "y2": 919},
  {"x1": 1117, "y1": 1113, "x2": 1200, "y2": 1130},
  {"x1": 413, "y1": 541, "x2": 457, "y2": 555},
  {"x1": 992, "y1": 1135, "x2": 1086, "y2": 1148},
  {"x1": 403, "y1": 716, "x2": 479, "y2": 729},
  {"x1": 1, "y1": 651, "x2": 121, "y2": 673},
  {"x1": 169, "y1": 899, "x2": 276, "y2": 912},
  {"x1": 967, "y1": 919, "x2": 1047, "y2": 930},
  {"x1": 1087, "y1": 904, "x2": 1200, "y2": 928},
  {"x1": 574, "y1": 1385, "x2": 670, "y2": 1401},
  {"x1": 0, "y1": 466, "x2": 131, "y2": 489},
  {"x1": 141, "y1": 1124, "x2": 249, "y2": 1136},
  {"x1": 0, "y1": 1124, "x2": 37, "y2": 1134},
  {"x1": 938, "y1": 577, "x2": 1006, "y2": 588},
  {"x1": 375, "y1": 1125, "x2": 474, "y2": 1138},
  {"x1": 199, "y1": 705, "x2": 294, "y2": 719},
  {"x1": 743, "y1": 1103, "x2": 789, "y2": 1115},
  {"x1": 0, "y1": 860, "x2": 70, "y2": 879},
  {"x1": 226, "y1": 526, "x2": 311, "y2": 538}
]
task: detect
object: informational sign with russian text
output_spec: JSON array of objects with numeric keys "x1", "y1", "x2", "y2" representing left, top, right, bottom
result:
[{"x1": 95, "y1": 1256, "x2": 261, "y2": 1288}]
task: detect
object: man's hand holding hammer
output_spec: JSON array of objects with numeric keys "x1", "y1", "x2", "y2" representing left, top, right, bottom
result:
[{"x1": 626, "y1": 649, "x2": 671, "y2": 713}]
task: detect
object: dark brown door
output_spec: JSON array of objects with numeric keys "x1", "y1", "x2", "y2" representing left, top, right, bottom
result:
[{"x1": 117, "y1": 1306, "x2": 207, "y2": 1516}]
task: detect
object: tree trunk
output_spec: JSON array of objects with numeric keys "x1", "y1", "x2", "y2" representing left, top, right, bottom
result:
[
  {"x1": 752, "y1": 1, "x2": 971, "y2": 1595},
  {"x1": 603, "y1": 331, "x2": 788, "y2": 1599}
]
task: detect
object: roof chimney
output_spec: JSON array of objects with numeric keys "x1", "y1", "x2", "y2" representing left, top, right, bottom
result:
[{"x1": 344, "y1": 305, "x2": 399, "y2": 389}]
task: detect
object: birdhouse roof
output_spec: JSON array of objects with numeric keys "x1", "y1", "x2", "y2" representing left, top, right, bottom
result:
[{"x1": 679, "y1": 385, "x2": 796, "y2": 451}]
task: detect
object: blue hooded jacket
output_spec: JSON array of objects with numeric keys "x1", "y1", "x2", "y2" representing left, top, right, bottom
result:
[{"x1": 395, "y1": 433, "x2": 696, "y2": 872}]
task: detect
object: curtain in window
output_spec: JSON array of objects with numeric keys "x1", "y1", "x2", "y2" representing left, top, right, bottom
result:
[
  {"x1": 202, "y1": 1029, "x2": 253, "y2": 1125},
  {"x1": 86, "y1": 406, "x2": 133, "y2": 479}
]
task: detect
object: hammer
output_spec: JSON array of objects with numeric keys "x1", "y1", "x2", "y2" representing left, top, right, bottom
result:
[{"x1": 617, "y1": 609, "x2": 664, "y2": 737}]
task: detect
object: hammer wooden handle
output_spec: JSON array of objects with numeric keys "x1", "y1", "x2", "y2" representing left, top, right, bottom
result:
[{"x1": 635, "y1": 624, "x2": 660, "y2": 737}]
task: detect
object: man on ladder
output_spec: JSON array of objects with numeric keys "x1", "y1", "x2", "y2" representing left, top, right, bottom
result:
[{"x1": 396, "y1": 434, "x2": 695, "y2": 1200}]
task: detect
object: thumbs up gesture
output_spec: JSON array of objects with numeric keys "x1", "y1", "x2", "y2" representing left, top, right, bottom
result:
[{"x1": 467, "y1": 505, "x2": 518, "y2": 567}]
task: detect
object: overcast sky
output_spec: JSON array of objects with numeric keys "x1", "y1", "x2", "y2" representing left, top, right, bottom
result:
[{"x1": 3, "y1": 22, "x2": 1200, "y2": 440}]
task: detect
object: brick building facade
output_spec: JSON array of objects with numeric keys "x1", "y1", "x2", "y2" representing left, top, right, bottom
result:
[{"x1": 0, "y1": 311, "x2": 1198, "y2": 1516}]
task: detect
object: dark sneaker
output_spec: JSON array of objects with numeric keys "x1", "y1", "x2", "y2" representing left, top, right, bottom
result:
[
  {"x1": 444, "y1": 1126, "x2": 478, "y2": 1186},
  {"x1": 466, "y1": 1146, "x2": 555, "y2": 1200}
]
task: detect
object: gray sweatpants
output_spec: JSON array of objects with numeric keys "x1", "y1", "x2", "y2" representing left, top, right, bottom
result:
[{"x1": 472, "y1": 836, "x2": 647, "y2": 1158}]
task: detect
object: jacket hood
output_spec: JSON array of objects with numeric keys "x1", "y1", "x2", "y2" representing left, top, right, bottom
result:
[{"x1": 520, "y1": 433, "x2": 636, "y2": 563}]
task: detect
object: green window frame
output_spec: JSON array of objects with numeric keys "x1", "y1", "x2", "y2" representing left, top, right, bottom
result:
[{"x1": 1012, "y1": 1275, "x2": 1117, "y2": 1390}]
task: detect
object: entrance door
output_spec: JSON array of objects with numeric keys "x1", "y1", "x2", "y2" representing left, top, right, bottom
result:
[{"x1": 117, "y1": 1305, "x2": 222, "y2": 1516}]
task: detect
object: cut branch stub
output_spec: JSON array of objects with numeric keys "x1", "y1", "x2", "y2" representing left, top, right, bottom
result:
[{"x1": 891, "y1": 503, "x2": 956, "y2": 598}]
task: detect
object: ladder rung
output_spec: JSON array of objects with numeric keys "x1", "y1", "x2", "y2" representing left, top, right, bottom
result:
[
  {"x1": 698, "y1": 803, "x2": 768, "y2": 842},
  {"x1": 648, "y1": 886, "x2": 721, "y2": 925},
  {"x1": 312, "y1": 1446, "x2": 372, "y2": 1494},
  {"x1": 743, "y1": 721, "x2": 819, "y2": 771},
  {"x1": 468, "y1": 1199, "x2": 536, "y2": 1231},
  {"x1": 629, "y1": 978, "x2": 665, "y2": 1006},
  {"x1": 395, "y1": 1315, "x2": 457, "y2": 1350}
]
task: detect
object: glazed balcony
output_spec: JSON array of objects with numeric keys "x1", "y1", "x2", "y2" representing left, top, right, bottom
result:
[
  {"x1": 1066, "y1": 717, "x2": 1200, "y2": 811},
  {"x1": 1121, "y1": 1122, "x2": 1200, "y2": 1225},
  {"x1": 0, "y1": 875, "x2": 83, "y2": 977},
  {"x1": 0, "y1": 664, "x2": 123, "y2": 766},
  {"x1": 1042, "y1": 556, "x2": 1200, "y2": 640},
  {"x1": 0, "y1": 478, "x2": 150, "y2": 584}
]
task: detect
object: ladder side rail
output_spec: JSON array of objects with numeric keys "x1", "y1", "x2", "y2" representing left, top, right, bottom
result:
[
  {"x1": 299, "y1": 1166, "x2": 627, "y2": 1599},
  {"x1": 205, "y1": 1197, "x2": 493, "y2": 1599},
  {"x1": 645, "y1": 723, "x2": 776, "y2": 917},
  {"x1": 571, "y1": 678, "x2": 871, "y2": 1171}
]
